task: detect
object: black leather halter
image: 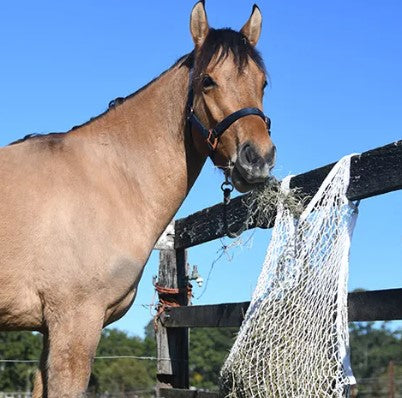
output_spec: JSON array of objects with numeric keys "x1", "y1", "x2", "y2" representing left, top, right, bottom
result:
[{"x1": 186, "y1": 86, "x2": 271, "y2": 155}]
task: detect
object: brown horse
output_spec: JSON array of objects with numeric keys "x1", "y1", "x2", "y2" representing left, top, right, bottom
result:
[{"x1": 0, "y1": 2, "x2": 275, "y2": 396}]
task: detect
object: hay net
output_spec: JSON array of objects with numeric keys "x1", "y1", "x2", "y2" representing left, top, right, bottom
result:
[{"x1": 220, "y1": 155, "x2": 358, "y2": 398}]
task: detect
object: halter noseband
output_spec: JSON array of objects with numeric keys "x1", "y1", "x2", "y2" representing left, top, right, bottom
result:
[{"x1": 186, "y1": 84, "x2": 271, "y2": 155}]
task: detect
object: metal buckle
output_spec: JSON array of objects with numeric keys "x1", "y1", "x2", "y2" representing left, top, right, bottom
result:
[
  {"x1": 221, "y1": 177, "x2": 234, "y2": 205},
  {"x1": 206, "y1": 130, "x2": 219, "y2": 151}
]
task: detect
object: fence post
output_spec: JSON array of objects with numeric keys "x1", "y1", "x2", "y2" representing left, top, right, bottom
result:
[
  {"x1": 156, "y1": 247, "x2": 190, "y2": 393},
  {"x1": 388, "y1": 360, "x2": 395, "y2": 398}
]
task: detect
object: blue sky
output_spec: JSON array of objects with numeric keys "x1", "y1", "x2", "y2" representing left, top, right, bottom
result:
[{"x1": 0, "y1": 1, "x2": 401, "y2": 337}]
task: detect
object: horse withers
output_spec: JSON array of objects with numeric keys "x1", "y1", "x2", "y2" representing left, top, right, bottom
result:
[{"x1": 0, "y1": 2, "x2": 275, "y2": 396}]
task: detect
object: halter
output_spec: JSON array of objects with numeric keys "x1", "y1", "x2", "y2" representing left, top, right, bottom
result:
[
  {"x1": 186, "y1": 84, "x2": 271, "y2": 155},
  {"x1": 185, "y1": 70, "x2": 273, "y2": 238}
]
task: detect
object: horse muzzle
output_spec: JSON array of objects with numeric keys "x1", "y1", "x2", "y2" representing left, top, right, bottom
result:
[{"x1": 231, "y1": 143, "x2": 276, "y2": 192}]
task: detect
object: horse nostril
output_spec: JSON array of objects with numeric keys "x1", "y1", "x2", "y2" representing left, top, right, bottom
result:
[
  {"x1": 237, "y1": 143, "x2": 275, "y2": 183},
  {"x1": 265, "y1": 145, "x2": 276, "y2": 166},
  {"x1": 241, "y1": 144, "x2": 260, "y2": 166}
]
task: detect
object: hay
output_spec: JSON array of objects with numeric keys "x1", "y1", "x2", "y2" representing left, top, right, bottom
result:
[{"x1": 243, "y1": 177, "x2": 307, "y2": 229}]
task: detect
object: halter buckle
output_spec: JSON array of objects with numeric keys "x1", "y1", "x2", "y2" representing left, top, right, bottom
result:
[{"x1": 206, "y1": 130, "x2": 219, "y2": 151}]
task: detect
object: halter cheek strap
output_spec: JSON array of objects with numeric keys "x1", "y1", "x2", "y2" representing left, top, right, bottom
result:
[
  {"x1": 188, "y1": 105, "x2": 271, "y2": 151},
  {"x1": 186, "y1": 87, "x2": 271, "y2": 155}
]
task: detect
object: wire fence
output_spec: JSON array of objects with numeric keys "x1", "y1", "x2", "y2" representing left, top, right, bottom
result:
[
  {"x1": 0, "y1": 357, "x2": 400, "y2": 397},
  {"x1": 0, "y1": 355, "x2": 164, "y2": 364},
  {"x1": 1, "y1": 378, "x2": 401, "y2": 397},
  {"x1": 0, "y1": 392, "x2": 157, "y2": 398}
]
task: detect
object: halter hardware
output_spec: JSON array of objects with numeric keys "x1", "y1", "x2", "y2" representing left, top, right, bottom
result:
[
  {"x1": 186, "y1": 85, "x2": 271, "y2": 156},
  {"x1": 221, "y1": 175, "x2": 234, "y2": 205},
  {"x1": 207, "y1": 130, "x2": 219, "y2": 151},
  {"x1": 186, "y1": 71, "x2": 272, "y2": 238}
]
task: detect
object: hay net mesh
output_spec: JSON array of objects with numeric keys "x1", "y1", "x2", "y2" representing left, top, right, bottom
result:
[{"x1": 220, "y1": 155, "x2": 358, "y2": 398}]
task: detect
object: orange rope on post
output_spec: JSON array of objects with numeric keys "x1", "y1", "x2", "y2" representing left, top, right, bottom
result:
[
  {"x1": 154, "y1": 282, "x2": 193, "y2": 301},
  {"x1": 153, "y1": 282, "x2": 193, "y2": 331}
]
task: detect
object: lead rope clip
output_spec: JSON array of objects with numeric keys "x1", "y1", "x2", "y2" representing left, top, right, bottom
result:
[
  {"x1": 221, "y1": 175, "x2": 234, "y2": 205},
  {"x1": 222, "y1": 175, "x2": 241, "y2": 238}
]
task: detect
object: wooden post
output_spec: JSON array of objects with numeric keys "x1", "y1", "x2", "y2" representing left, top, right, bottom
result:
[
  {"x1": 156, "y1": 247, "x2": 190, "y2": 393},
  {"x1": 388, "y1": 360, "x2": 395, "y2": 398}
]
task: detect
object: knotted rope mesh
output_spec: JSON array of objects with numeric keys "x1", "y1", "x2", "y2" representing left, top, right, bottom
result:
[{"x1": 220, "y1": 156, "x2": 358, "y2": 397}]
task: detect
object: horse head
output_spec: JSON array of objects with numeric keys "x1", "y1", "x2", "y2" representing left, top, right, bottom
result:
[{"x1": 189, "y1": 1, "x2": 276, "y2": 193}]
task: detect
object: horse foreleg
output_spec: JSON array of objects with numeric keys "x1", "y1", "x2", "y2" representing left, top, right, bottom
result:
[
  {"x1": 45, "y1": 308, "x2": 103, "y2": 398},
  {"x1": 32, "y1": 332, "x2": 49, "y2": 398}
]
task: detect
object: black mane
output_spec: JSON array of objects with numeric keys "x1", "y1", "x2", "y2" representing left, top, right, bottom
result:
[
  {"x1": 9, "y1": 28, "x2": 265, "y2": 145},
  {"x1": 8, "y1": 132, "x2": 64, "y2": 147},
  {"x1": 193, "y1": 28, "x2": 265, "y2": 77}
]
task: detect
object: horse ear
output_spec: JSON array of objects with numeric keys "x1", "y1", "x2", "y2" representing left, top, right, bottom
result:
[
  {"x1": 241, "y1": 4, "x2": 262, "y2": 47},
  {"x1": 190, "y1": 1, "x2": 209, "y2": 48}
]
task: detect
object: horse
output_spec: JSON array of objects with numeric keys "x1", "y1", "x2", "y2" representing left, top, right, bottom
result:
[{"x1": 0, "y1": 2, "x2": 275, "y2": 396}]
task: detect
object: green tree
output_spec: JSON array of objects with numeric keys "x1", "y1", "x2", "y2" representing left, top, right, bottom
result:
[
  {"x1": 0, "y1": 327, "x2": 157, "y2": 395},
  {"x1": 91, "y1": 358, "x2": 154, "y2": 394},
  {"x1": 89, "y1": 328, "x2": 156, "y2": 394},
  {"x1": 349, "y1": 321, "x2": 402, "y2": 397},
  {"x1": 0, "y1": 331, "x2": 42, "y2": 391},
  {"x1": 189, "y1": 327, "x2": 237, "y2": 390},
  {"x1": 350, "y1": 322, "x2": 402, "y2": 378},
  {"x1": 1, "y1": 320, "x2": 399, "y2": 396}
]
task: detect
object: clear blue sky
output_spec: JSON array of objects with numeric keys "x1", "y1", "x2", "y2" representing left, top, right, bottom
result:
[{"x1": 0, "y1": 1, "x2": 401, "y2": 337}]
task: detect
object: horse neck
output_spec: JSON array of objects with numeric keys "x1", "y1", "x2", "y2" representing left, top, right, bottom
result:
[{"x1": 71, "y1": 62, "x2": 207, "y2": 242}]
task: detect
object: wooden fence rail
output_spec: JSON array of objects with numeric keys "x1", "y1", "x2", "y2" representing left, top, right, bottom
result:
[
  {"x1": 160, "y1": 288, "x2": 402, "y2": 328},
  {"x1": 155, "y1": 139, "x2": 402, "y2": 397},
  {"x1": 174, "y1": 140, "x2": 402, "y2": 249}
]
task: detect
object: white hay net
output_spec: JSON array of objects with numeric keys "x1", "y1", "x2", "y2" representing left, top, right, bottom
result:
[{"x1": 221, "y1": 156, "x2": 358, "y2": 397}]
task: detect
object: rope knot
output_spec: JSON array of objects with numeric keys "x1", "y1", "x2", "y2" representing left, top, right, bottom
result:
[{"x1": 153, "y1": 282, "x2": 193, "y2": 331}]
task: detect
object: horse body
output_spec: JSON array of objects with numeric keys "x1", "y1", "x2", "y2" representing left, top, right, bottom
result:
[
  {"x1": 0, "y1": 64, "x2": 196, "y2": 330},
  {"x1": 0, "y1": 2, "x2": 275, "y2": 396},
  {"x1": 0, "y1": 64, "x2": 202, "y2": 395}
]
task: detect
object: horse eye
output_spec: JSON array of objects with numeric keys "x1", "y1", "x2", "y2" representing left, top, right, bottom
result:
[
  {"x1": 263, "y1": 80, "x2": 268, "y2": 90},
  {"x1": 202, "y1": 75, "x2": 216, "y2": 89}
]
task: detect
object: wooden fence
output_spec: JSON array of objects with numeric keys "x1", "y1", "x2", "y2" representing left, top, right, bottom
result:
[{"x1": 154, "y1": 140, "x2": 402, "y2": 398}]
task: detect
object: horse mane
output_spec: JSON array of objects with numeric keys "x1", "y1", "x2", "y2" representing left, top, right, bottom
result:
[
  {"x1": 8, "y1": 132, "x2": 65, "y2": 147},
  {"x1": 193, "y1": 28, "x2": 265, "y2": 77},
  {"x1": 8, "y1": 28, "x2": 265, "y2": 146}
]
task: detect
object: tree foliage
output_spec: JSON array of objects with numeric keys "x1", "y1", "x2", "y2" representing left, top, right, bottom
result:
[
  {"x1": 0, "y1": 321, "x2": 400, "y2": 395},
  {"x1": 0, "y1": 331, "x2": 42, "y2": 391},
  {"x1": 0, "y1": 328, "x2": 157, "y2": 395},
  {"x1": 349, "y1": 321, "x2": 402, "y2": 397},
  {"x1": 189, "y1": 327, "x2": 237, "y2": 390},
  {"x1": 89, "y1": 328, "x2": 156, "y2": 394}
]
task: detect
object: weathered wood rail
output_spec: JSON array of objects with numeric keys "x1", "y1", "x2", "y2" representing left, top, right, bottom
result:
[
  {"x1": 160, "y1": 288, "x2": 402, "y2": 328},
  {"x1": 175, "y1": 140, "x2": 402, "y2": 249},
  {"x1": 155, "y1": 140, "x2": 402, "y2": 398}
]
